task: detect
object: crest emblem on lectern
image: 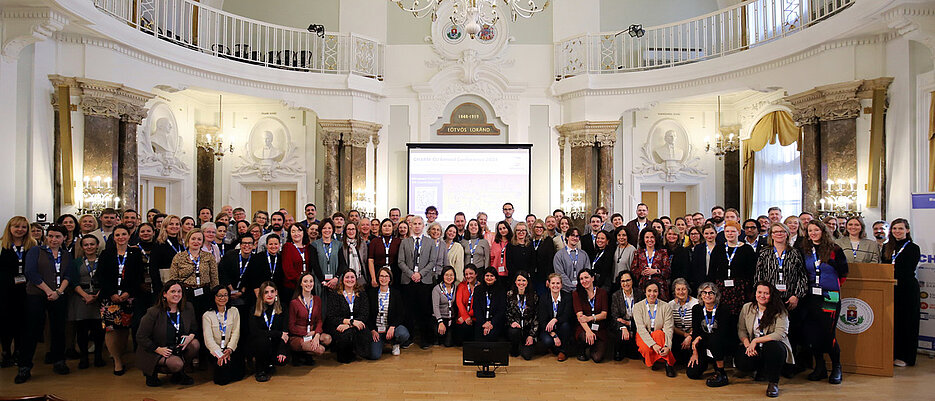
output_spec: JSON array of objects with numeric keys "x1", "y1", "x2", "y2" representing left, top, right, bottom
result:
[{"x1": 837, "y1": 298, "x2": 874, "y2": 334}]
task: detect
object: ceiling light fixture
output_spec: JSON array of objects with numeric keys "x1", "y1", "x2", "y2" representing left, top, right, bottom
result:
[{"x1": 393, "y1": 0, "x2": 549, "y2": 40}]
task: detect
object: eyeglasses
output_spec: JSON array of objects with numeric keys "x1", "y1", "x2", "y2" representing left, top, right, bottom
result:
[
  {"x1": 503, "y1": 208, "x2": 513, "y2": 211},
  {"x1": 216, "y1": 293, "x2": 229, "y2": 298},
  {"x1": 515, "y1": 229, "x2": 527, "y2": 232},
  {"x1": 700, "y1": 290, "x2": 716, "y2": 296}
]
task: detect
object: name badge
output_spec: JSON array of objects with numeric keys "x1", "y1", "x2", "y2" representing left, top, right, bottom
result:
[
  {"x1": 14, "y1": 275, "x2": 26, "y2": 285},
  {"x1": 572, "y1": 280, "x2": 578, "y2": 286},
  {"x1": 706, "y1": 349, "x2": 714, "y2": 358},
  {"x1": 194, "y1": 288, "x2": 205, "y2": 297},
  {"x1": 590, "y1": 323, "x2": 600, "y2": 331},
  {"x1": 776, "y1": 284, "x2": 787, "y2": 291},
  {"x1": 231, "y1": 289, "x2": 241, "y2": 295},
  {"x1": 324, "y1": 274, "x2": 334, "y2": 280},
  {"x1": 812, "y1": 287, "x2": 822, "y2": 296},
  {"x1": 498, "y1": 266, "x2": 505, "y2": 273},
  {"x1": 724, "y1": 279, "x2": 734, "y2": 287},
  {"x1": 303, "y1": 335, "x2": 314, "y2": 342}
]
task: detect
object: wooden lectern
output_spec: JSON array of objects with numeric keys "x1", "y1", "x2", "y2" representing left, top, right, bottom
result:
[{"x1": 836, "y1": 263, "x2": 896, "y2": 376}]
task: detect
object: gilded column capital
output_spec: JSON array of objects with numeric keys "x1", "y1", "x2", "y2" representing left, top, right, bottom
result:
[
  {"x1": 784, "y1": 79, "x2": 894, "y2": 124},
  {"x1": 318, "y1": 119, "x2": 383, "y2": 148},
  {"x1": 48, "y1": 75, "x2": 154, "y2": 120}
]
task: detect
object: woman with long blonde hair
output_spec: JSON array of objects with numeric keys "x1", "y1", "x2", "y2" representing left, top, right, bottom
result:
[{"x1": 1, "y1": 216, "x2": 38, "y2": 367}]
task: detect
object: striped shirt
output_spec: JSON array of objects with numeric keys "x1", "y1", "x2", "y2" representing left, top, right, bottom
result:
[{"x1": 669, "y1": 297, "x2": 698, "y2": 333}]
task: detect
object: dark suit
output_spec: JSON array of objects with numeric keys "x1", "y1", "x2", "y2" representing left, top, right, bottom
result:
[
  {"x1": 397, "y1": 235, "x2": 439, "y2": 345},
  {"x1": 624, "y1": 219, "x2": 649, "y2": 247}
]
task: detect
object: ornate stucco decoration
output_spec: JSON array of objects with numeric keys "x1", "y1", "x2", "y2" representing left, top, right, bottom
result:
[
  {"x1": 232, "y1": 117, "x2": 304, "y2": 181},
  {"x1": 138, "y1": 102, "x2": 190, "y2": 177},
  {"x1": 633, "y1": 118, "x2": 705, "y2": 182}
]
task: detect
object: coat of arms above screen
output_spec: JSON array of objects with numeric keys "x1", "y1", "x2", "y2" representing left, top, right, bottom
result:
[{"x1": 427, "y1": 2, "x2": 511, "y2": 62}]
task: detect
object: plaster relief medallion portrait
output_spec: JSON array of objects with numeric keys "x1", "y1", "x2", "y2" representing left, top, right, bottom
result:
[
  {"x1": 138, "y1": 102, "x2": 189, "y2": 176},
  {"x1": 635, "y1": 118, "x2": 704, "y2": 182},
  {"x1": 234, "y1": 117, "x2": 303, "y2": 181}
]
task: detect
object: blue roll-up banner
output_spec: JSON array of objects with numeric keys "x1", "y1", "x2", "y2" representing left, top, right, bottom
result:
[{"x1": 911, "y1": 193, "x2": 935, "y2": 354}]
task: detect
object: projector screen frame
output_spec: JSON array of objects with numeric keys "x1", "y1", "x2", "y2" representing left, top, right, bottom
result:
[{"x1": 406, "y1": 143, "x2": 533, "y2": 218}]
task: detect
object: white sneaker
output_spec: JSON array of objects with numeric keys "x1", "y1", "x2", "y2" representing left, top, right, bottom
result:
[
  {"x1": 392, "y1": 344, "x2": 401, "y2": 356},
  {"x1": 894, "y1": 359, "x2": 907, "y2": 367}
]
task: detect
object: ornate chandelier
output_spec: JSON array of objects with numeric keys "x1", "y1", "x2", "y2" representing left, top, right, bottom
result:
[{"x1": 392, "y1": 0, "x2": 549, "y2": 39}]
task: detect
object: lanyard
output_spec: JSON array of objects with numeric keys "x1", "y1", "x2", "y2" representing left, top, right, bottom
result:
[
  {"x1": 469, "y1": 239, "x2": 479, "y2": 258},
  {"x1": 892, "y1": 241, "x2": 910, "y2": 264},
  {"x1": 467, "y1": 283, "x2": 475, "y2": 308},
  {"x1": 52, "y1": 249, "x2": 62, "y2": 284},
  {"x1": 552, "y1": 295, "x2": 560, "y2": 317},
  {"x1": 811, "y1": 248, "x2": 821, "y2": 288},
  {"x1": 637, "y1": 221, "x2": 646, "y2": 232},
  {"x1": 304, "y1": 296, "x2": 314, "y2": 334},
  {"x1": 344, "y1": 291, "x2": 355, "y2": 314},
  {"x1": 383, "y1": 237, "x2": 392, "y2": 265},
  {"x1": 648, "y1": 299, "x2": 658, "y2": 327},
  {"x1": 486, "y1": 294, "x2": 491, "y2": 319},
  {"x1": 267, "y1": 252, "x2": 277, "y2": 278},
  {"x1": 378, "y1": 290, "x2": 389, "y2": 314},
  {"x1": 706, "y1": 244, "x2": 714, "y2": 258},
  {"x1": 499, "y1": 241, "x2": 506, "y2": 262},
  {"x1": 217, "y1": 309, "x2": 228, "y2": 347},
  {"x1": 775, "y1": 248, "x2": 786, "y2": 283},
  {"x1": 533, "y1": 239, "x2": 541, "y2": 250},
  {"x1": 677, "y1": 301, "x2": 687, "y2": 320},
  {"x1": 704, "y1": 306, "x2": 716, "y2": 333},
  {"x1": 518, "y1": 294, "x2": 527, "y2": 311},
  {"x1": 85, "y1": 259, "x2": 98, "y2": 278},
  {"x1": 263, "y1": 311, "x2": 275, "y2": 330},
  {"x1": 568, "y1": 247, "x2": 578, "y2": 268},
  {"x1": 623, "y1": 294, "x2": 633, "y2": 315},
  {"x1": 442, "y1": 284, "x2": 454, "y2": 305},
  {"x1": 187, "y1": 250, "x2": 200, "y2": 286},
  {"x1": 725, "y1": 245, "x2": 737, "y2": 277},
  {"x1": 323, "y1": 242, "x2": 333, "y2": 266},
  {"x1": 592, "y1": 250, "x2": 604, "y2": 268},
  {"x1": 414, "y1": 237, "x2": 421, "y2": 263},
  {"x1": 13, "y1": 245, "x2": 24, "y2": 263},
  {"x1": 645, "y1": 249, "x2": 655, "y2": 270},
  {"x1": 168, "y1": 311, "x2": 181, "y2": 335},
  {"x1": 218, "y1": 245, "x2": 225, "y2": 258},
  {"x1": 297, "y1": 245, "x2": 305, "y2": 262},
  {"x1": 587, "y1": 293, "x2": 596, "y2": 313},
  {"x1": 168, "y1": 237, "x2": 183, "y2": 253},
  {"x1": 238, "y1": 253, "x2": 250, "y2": 279}
]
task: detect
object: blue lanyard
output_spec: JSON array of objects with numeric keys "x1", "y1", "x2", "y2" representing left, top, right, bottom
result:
[
  {"x1": 533, "y1": 239, "x2": 541, "y2": 250},
  {"x1": 774, "y1": 248, "x2": 785, "y2": 269},
  {"x1": 892, "y1": 241, "x2": 910, "y2": 264},
  {"x1": 263, "y1": 311, "x2": 275, "y2": 330},
  {"x1": 217, "y1": 310, "x2": 227, "y2": 341},
  {"x1": 725, "y1": 245, "x2": 737, "y2": 266},
  {"x1": 469, "y1": 239, "x2": 479, "y2": 257},
  {"x1": 323, "y1": 242, "x2": 333, "y2": 267},
  {"x1": 552, "y1": 295, "x2": 560, "y2": 316},
  {"x1": 13, "y1": 245, "x2": 24, "y2": 262},
  {"x1": 442, "y1": 284, "x2": 454, "y2": 304},
  {"x1": 238, "y1": 253, "x2": 250, "y2": 278},
  {"x1": 592, "y1": 250, "x2": 604, "y2": 267},
  {"x1": 168, "y1": 238, "x2": 183, "y2": 253},
  {"x1": 677, "y1": 301, "x2": 687, "y2": 319},
  {"x1": 647, "y1": 299, "x2": 658, "y2": 326},
  {"x1": 587, "y1": 293, "x2": 596, "y2": 312},
  {"x1": 267, "y1": 253, "x2": 277, "y2": 278},
  {"x1": 305, "y1": 296, "x2": 314, "y2": 333},
  {"x1": 383, "y1": 237, "x2": 392, "y2": 265},
  {"x1": 85, "y1": 259, "x2": 97, "y2": 277},
  {"x1": 704, "y1": 306, "x2": 716, "y2": 332},
  {"x1": 811, "y1": 248, "x2": 821, "y2": 288},
  {"x1": 52, "y1": 249, "x2": 62, "y2": 275},
  {"x1": 645, "y1": 249, "x2": 655, "y2": 269},
  {"x1": 168, "y1": 311, "x2": 181, "y2": 334},
  {"x1": 518, "y1": 294, "x2": 527, "y2": 311},
  {"x1": 344, "y1": 291, "x2": 355, "y2": 308},
  {"x1": 378, "y1": 290, "x2": 389, "y2": 312},
  {"x1": 467, "y1": 283, "x2": 475, "y2": 308},
  {"x1": 623, "y1": 295, "x2": 632, "y2": 313},
  {"x1": 219, "y1": 245, "x2": 225, "y2": 258},
  {"x1": 567, "y1": 247, "x2": 578, "y2": 268}
]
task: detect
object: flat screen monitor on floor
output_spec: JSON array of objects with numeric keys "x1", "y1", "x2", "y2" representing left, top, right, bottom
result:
[{"x1": 407, "y1": 144, "x2": 531, "y2": 225}]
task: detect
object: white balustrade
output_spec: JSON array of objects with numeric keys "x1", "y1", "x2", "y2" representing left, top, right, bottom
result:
[
  {"x1": 554, "y1": 0, "x2": 853, "y2": 80},
  {"x1": 93, "y1": 0, "x2": 384, "y2": 80}
]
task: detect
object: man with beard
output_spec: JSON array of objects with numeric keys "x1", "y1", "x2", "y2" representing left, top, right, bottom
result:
[
  {"x1": 624, "y1": 203, "x2": 650, "y2": 247},
  {"x1": 197, "y1": 206, "x2": 213, "y2": 227},
  {"x1": 710, "y1": 205, "x2": 726, "y2": 232},
  {"x1": 298, "y1": 203, "x2": 318, "y2": 229},
  {"x1": 332, "y1": 212, "x2": 346, "y2": 241},
  {"x1": 715, "y1": 207, "x2": 740, "y2": 244},
  {"x1": 453, "y1": 212, "x2": 466, "y2": 241},
  {"x1": 502, "y1": 202, "x2": 518, "y2": 230},
  {"x1": 257, "y1": 211, "x2": 287, "y2": 253},
  {"x1": 348, "y1": 209, "x2": 361, "y2": 225},
  {"x1": 121, "y1": 209, "x2": 141, "y2": 245},
  {"x1": 691, "y1": 212, "x2": 705, "y2": 228},
  {"x1": 872, "y1": 220, "x2": 888, "y2": 247},
  {"x1": 757, "y1": 215, "x2": 771, "y2": 236}
]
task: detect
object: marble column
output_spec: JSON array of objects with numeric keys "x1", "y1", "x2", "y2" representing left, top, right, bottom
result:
[
  {"x1": 117, "y1": 103, "x2": 147, "y2": 212},
  {"x1": 195, "y1": 125, "x2": 219, "y2": 211},
  {"x1": 319, "y1": 119, "x2": 383, "y2": 216},
  {"x1": 558, "y1": 136, "x2": 566, "y2": 203},
  {"x1": 785, "y1": 78, "x2": 892, "y2": 214},
  {"x1": 556, "y1": 121, "x2": 620, "y2": 225},
  {"x1": 320, "y1": 130, "x2": 341, "y2": 218}
]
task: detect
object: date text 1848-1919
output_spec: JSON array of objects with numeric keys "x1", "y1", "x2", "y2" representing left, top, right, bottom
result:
[{"x1": 437, "y1": 102, "x2": 500, "y2": 135}]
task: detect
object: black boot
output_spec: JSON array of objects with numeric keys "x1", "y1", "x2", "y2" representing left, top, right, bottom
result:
[
  {"x1": 829, "y1": 364, "x2": 842, "y2": 384},
  {"x1": 613, "y1": 349, "x2": 623, "y2": 361},
  {"x1": 706, "y1": 369, "x2": 729, "y2": 387},
  {"x1": 808, "y1": 359, "x2": 828, "y2": 381},
  {"x1": 145, "y1": 374, "x2": 162, "y2": 387},
  {"x1": 665, "y1": 363, "x2": 676, "y2": 378},
  {"x1": 14, "y1": 367, "x2": 30, "y2": 384}
]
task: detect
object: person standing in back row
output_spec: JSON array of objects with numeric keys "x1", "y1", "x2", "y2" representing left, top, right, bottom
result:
[{"x1": 398, "y1": 216, "x2": 438, "y2": 348}]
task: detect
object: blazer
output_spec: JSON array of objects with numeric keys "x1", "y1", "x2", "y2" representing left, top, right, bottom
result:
[
  {"x1": 690, "y1": 303, "x2": 730, "y2": 344},
  {"x1": 835, "y1": 237, "x2": 881, "y2": 264},
  {"x1": 624, "y1": 219, "x2": 650, "y2": 247},
  {"x1": 202, "y1": 307, "x2": 241, "y2": 358},
  {"x1": 24, "y1": 246, "x2": 73, "y2": 296},
  {"x1": 667, "y1": 245, "x2": 692, "y2": 283},
  {"x1": 455, "y1": 281, "x2": 478, "y2": 323},
  {"x1": 489, "y1": 239, "x2": 509, "y2": 275},
  {"x1": 398, "y1": 235, "x2": 438, "y2": 285},
  {"x1": 505, "y1": 243, "x2": 535, "y2": 278},
  {"x1": 475, "y1": 284, "x2": 506, "y2": 329},
  {"x1": 311, "y1": 239, "x2": 345, "y2": 280},
  {"x1": 460, "y1": 237, "x2": 490, "y2": 269},
  {"x1": 249, "y1": 305, "x2": 289, "y2": 357},
  {"x1": 218, "y1": 251, "x2": 253, "y2": 290},
  {"x1": 536, "y1": 290, "x2": 574, "y2": 336},
  {"x1": 737, "y1": 302, "x2": 794, "y2": 364},
  {"x1": 324, "y1": 288, "x2": 370, "y2": 332},
  {"x1": 282, "y1": 243, "x2": 322, "y2": 290},
  {"x1": 531, "y1": 236, "x2": 556, "y2": 280},
  {"x1": 632, "y1": 298, "x2": 674, "y2": 348},
  {"x1": 443, "y1": 241, "x2": 465, "y2": 282},
  {"x1": 368, "y1": 287, "x2": 404, "y2": 331},
  {"x1": 97, "y1": 246, "x2": 145, "y2": 299},
  {"x1": 589, "y1": 247, "x2": 614, "y2": 289},
  {"x1": 553, "y1": 247, "x2": 590, "y2": 292},
  {"x1": 136, "y1": 302, "x2": 198, "y2": 375},
  {"x1": 506, "y1": 289, "x2": 538, "y2": 338},
  {"x1": 610, "y1": 289, "x2": 644, "y2": 332},
  {"x1": 287, "y1": 294, "x2": 324, "y2": 337},
  {"x1": 689, "y1": 243, "x2": 717, "y2": 291},
  {"x1": 244, "y1": 252, "x2": 286, "y2": 292}
]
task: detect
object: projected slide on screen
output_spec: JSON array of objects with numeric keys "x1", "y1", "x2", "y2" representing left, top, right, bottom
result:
[{"x1": 408, "y1": 146, "x2": 530, "y2": 225}]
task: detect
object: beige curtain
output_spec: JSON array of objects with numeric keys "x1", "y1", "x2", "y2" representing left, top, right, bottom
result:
[
  {"x1": 742, "y1": 110, "x2": 799, "y2": 217},
  {"x1": 929, "y1": 91, "x2": 935, "y2": 192}
]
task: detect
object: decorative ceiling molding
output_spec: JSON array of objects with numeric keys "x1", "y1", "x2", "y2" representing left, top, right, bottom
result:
[
  {"x1": 0, "y1": 7, "x2": 68, "y2": 59},
  {"x1": 555, "y1": 120, "x2": 620, "y2": 148}
]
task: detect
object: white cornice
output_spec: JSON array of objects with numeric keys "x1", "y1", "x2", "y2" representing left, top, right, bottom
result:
[
  {"x1": 0, "y1": 6, "x2": 69, "y2": 59},
  {"x1": 51, "y1": 32, "x2": 385, "y2": 101},
  {"x1": 553, "y1": 35, "x2": 892, "y2": 101}
]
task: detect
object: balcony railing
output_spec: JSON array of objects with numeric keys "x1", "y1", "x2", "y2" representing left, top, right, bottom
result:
[
  {"x1": 92, "y1": 0, "x2": 384, "y2": 80},
  {"x1": 554, "y1": 0, "x2": 853, "y2": 80}
]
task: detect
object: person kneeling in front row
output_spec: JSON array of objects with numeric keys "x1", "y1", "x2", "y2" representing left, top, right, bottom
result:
[
  {"x1": 251, "y1": 281, "x2": 289, "y2": 382},
  {"x1": 735, "y1": 282, "x2": 794, "y2": 398},
  {"x1": 288, "y1": 273, "x2": 332, "y2": 365},
  {"x1": 368, "y1": 267, "x2": 410, "y2": 358},
  {"x1": 136, "y1": 280, "x2": 200, "y2": 387},
  {"x1": 633, "y1": 281, "x2": 676, "y2": 377}
]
